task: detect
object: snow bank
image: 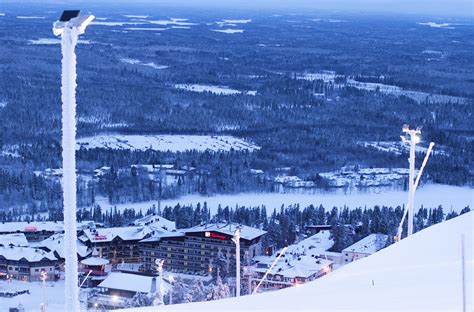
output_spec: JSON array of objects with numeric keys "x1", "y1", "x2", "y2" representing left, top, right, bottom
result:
[{"x1": 120, "y1": 211, "x2": 474, "y2": 312}]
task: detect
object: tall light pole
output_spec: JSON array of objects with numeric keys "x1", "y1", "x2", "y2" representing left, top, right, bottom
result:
[
  {"x1": 155, "y1": 259, "x2": 164, "y2": 304},
  {"x1": 168, "y1": 275, "x2": 174, "y2": 305},
  {"x1": 232, "y1": 227, "x2": 241, "y2": 297},
  {"x1": 53, "y1": 10, "x2": 95, "y2": 312},
  {"x1": 40, "y1": 270, "x2": 48, "y2": 312}
]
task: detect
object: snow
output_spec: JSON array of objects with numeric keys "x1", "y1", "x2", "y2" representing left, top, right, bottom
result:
[
  {"x1": 0, "y1": 233, "x2": 29, "y2": 247},
  {"x1": 222, "y1": 19, "x2": 252, "y2": 24},
  {"x1": 174, "y1": 84, "x2": 255, "y2": 95},
  {"x1": 185, "y1": 223, "x2": 267, "y2": 241},
  {"x1": 0, "y1": 101, "x2": 7, "y2": 108},
  {"x1": 0, "y1": 280, "x2": 78, "y2": 312},
  {"x1": 211, "y1": 29, "x2": 244, "y2": 34},
  {"x1": 0, "y1": 13, "x2": 5, "y2": 17},
  {"x1": 125, "y1": 27, "x2": 168, "y2": 31},
  {"x1": 360, "y1": 141, "x2": 448, "y2": 156},
  {"x1": 91, "y1": 21, "x2": 145, "y2": 26},
  {"x1": 124, "y1": 15, "x2": 150, "y2": 19},
  {"x1": 342, "y1": 233, "x2": 389, "y2": 254},
  {"x1": 16, "y1": 16, "x2": 46, "y2": 19},
  {"x1": 99, "y1": 272, "x2": 171, "y2": 294},
  {"x1": 76, "y1": 134, "x2": 260, "y2": 152},
  {"x1": 0, "y1": 245, "x2": 56, "y2": 262},
  {"x1": 297, "y1": 71, "x2": 465, "y2": 104},
  {"x1": 38, "y1": 233, "x2": 90, "y2": 259},
  {"x1": 28, "y1": 38, "x2": 91, "y2": 45},
  {"x1": 81, "y1": 226, "x2": 152, "y2": 243},
  {"x1": 81, "y1": 256, "x2": 109, "y2": 266},
  {"x1": 149, "y1": 18, "x2": 196, "y2": 26},
  {"x1": 418, "y1": 22, "x2": 455, "y2": 29},
  {"x1": 122, "y1": 212, "x2": 474, "y2": 312},
  {"x1": 132, "y1": 214, "x2": 176, "y2": 230},
  {"x1": 120, "y1": 58, "x2": 169, "y2": 69},
  {"x1": 0, "y1": 221, "x2": 64, "y2": 233},
  {"x1": 90, "y1": 184, "x2": 472, "y2": 220}
]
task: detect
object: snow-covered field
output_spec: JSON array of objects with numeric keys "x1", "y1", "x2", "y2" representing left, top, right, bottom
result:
[
  {"x1": 149, "y1": 18, "x2": 196, "y2": 26},
  {"x1": 76, "y1": 134, "x2": 260, "y2": 152},
  {"x1": 91, "y1": 184, "x2": 472, "y2": 215},
  {"x1": 418, "y1": 22, "x2": 455, "y2": 29},
  {"x1": 297, "y1": 71, "x2": 465, "y2": 104},
  {"x1": 28, "y1": 38, "x2": 91, "y2": 45},
  {"x1": 120, "y1": 58, "x2": 169, "y2": 69},
  {"x1": 211, "y1": 29, "x2": 245, "y2": 34},
  {"x1": 0, "y1": 280, "x2": 89, "y2": 312},
  {"x1": 174, "y1": 84, "x2": 256, "y2": 95},
  {"x1": 91, "y1": 21, "x2": 145, "y2": 26},
  {"x1": 359, "y1": 141, "x2": 447, "y2": 156},
  {"x1": 16, "y1": 16, "x2": 46, "y2": 19},
  {"x1": 123, "y1": 15, "x2": 150, "y2": 19},
  {"x1": 122, "y1": 211, "x2": 473, "y2": 312},
  {"x1": 125, "y1": 27, "x2": 168, "y2": 31}
]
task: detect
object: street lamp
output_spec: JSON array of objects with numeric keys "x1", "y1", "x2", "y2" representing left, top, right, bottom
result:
[
  {"x1": 231, "y1": 227, "x2": 241, "y2": 297},
  {"x1": 168, "y1": 275, "x2": 174, "y2": 305},
  {"x1": 40, "y1": 270, "x2": 48, "y2": 312},
  {"x1": 52, "y1": 10, "x2": 94, "y2": 312},
  {"x1": 155, "y1": 259, "x2": 164, "y2": 304}
]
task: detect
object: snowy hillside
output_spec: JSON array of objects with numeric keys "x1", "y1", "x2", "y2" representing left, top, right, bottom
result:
[
  {"x1": 76, "y1": 135, "x2": 260, "y2": 152},
  {"x1": 122, "y1": 212, "x2": 473, "y2": 312}
]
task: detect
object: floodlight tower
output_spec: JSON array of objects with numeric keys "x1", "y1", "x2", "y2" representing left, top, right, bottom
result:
[
  {"x1": 401, "y1": 124, "x2": 421, "y2": 237},
  {"x1": 52, "y1": 10, "x2": 94, "y2": 312}
]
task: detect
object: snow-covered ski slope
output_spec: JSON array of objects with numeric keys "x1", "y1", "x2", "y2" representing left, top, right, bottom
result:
[{"x1": 122, "y1": 212, "x2": 473, "y2": 312}]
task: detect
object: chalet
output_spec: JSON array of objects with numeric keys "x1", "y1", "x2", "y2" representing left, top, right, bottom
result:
[
  {"x1": 92, "y1": 272, "x2": 171, "y2": 309},
  {"x1": 0, "y1": 246, "x2": 58, "y2": 281},
  {"x1": 251, "y1": 230, "x2": 334, "y2": 291},
  {"x1": 342, "y1": 233, "x2": 389, "y2": 263},
  {"x1": 79, "y1": 252, "x2": 111, "y2": 287}
]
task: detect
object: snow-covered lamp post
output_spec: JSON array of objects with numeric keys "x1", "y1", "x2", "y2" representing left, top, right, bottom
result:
[
  {"x1": 168, "y1": 275, "x2": 174, "y2": 305},
  {"x1": 52, "y1": 10, "x2": 94, "y2": 312},
  {"x1": 155, "y1": 259, "x2": 165, "y2": 304},
  {"x1": 401, "y1": 124, "x2": 421, "y2": 237},
  {"x1": 232, "y1": 227, "x2": 241, "y2": 297},
  {"x1": 40, "y1": 270, "x2": 48, "y2": 312}
]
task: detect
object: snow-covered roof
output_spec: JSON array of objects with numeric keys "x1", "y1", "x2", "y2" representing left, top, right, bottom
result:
[
  {"x1": 0, "y1": 221, "x2": 64, "y2": 233},
  {"x1": 81, "y1": 256, "x2": 109, "y2": 266},
  {"x1": 342, "y1": 233, "x2": 389, "y2": 255},
  {"x1": 185, "y1": 223, "x2": 266, "y2": 241},
  {"x1": 118, "y1": 212, "x2": 473, "y2": 312},
  {"x1": 0, "y1": 233, "x2": 29, "y2": 247},
  {"x1": 0, "y1": 221, "x2": 97, "y2": 234},
  {"x1": 98, "y1": 272, "x2": 170, "y2": 294},
  {"x1": 139, "y1": 229, "x2": 185, "y2": 243},
  {"x1": 254, "y1": 231, "x2": 334, "y2": 279},
  {"x1": 38, "y1": 233, "x2": 90, "y2": 258},
  {"x1": 0, "y1": 246, "x2": 57, "y2": 262},
  {"x1": 132, "y1": 214, "x2": 176, "y2": 230},
  {"x1": 82, "y1": 226, "x2": 153, "y2": 243}
]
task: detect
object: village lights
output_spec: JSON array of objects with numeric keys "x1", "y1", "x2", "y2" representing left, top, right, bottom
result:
[{"x1": 52, "y1": 10, "x2": 95, "y2": 312}]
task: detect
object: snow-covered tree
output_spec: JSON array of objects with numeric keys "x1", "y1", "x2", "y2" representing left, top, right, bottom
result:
[
  {"x1": 208, "y1": 275, "x2": 230, "y2": 301},
  {"x1": 190, "y1": 278, "x2": 208, "y2": 302}
]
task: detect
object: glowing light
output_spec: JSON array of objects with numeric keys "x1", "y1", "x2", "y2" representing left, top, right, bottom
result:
[{"x1": 112, "y1": 295, "x2": 118, "y2": 302}]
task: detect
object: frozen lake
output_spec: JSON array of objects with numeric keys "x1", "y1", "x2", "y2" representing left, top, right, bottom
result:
[{"x1": 92, "y1": 184, "x2": 472, "y2": 215}]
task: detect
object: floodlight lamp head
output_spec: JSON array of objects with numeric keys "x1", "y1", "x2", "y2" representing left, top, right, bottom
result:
[{"x1": 53, "y1": 10, "x2": 95, "y2": 36}]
